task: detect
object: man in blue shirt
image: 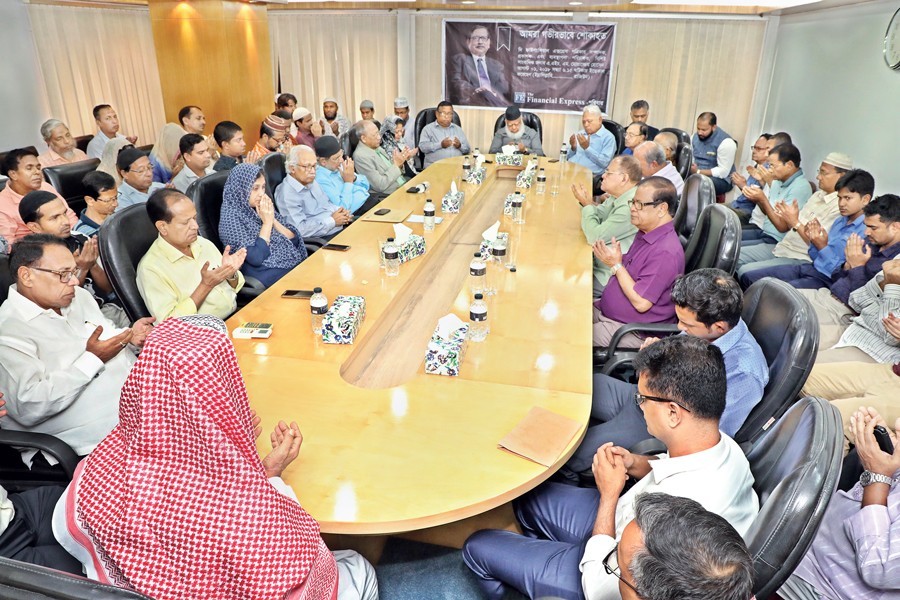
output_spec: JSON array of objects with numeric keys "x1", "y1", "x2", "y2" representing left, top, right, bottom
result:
[
  {"x1": 740, "y1": 169, "x2": 873, "y2": 290},
  {"x1": 275, "y1": 145, "x2": 351, "y2": 240},
  {"x1": 312, "y1": 136, "x2": 372, "y2": 216},
  {"x1": 567, "y1": 104, "x2": 616, "y2": 193},
  {"x1": 728, "y1": 133, "x2": 771, "y2": 221},
  {"x1": 564, "y1": 268, "x2": 768, "y2": 481}
]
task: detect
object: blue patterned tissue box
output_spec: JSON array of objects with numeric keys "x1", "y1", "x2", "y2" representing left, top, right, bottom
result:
[
  {"x1": 398, "y1": 234, "x2": 426, "y2": 263},
  {"x1": 464, "y1": 167, "x2": 486, "y2": 185},
  {"x1": 503, "y1": 193, "x2": 525, "y2": 216},
  {"x1": 442, "y1": 190, "x2": 464, "y2": 213},
  {"x1": 516, "y1": 169, "x2": 535, "y2": 189},
  {"x1": 424, "y1": 323, "x2": 469, "y2": 376},
  {"x1": 322, "y1": 295, "x2": 366, "y2": 344},
  {"x1": 479, "y1": 232, "x2": 509, "y2": 260},
  {"x1": 495, "y1": 154, "x2": 524, "y2": 167}
]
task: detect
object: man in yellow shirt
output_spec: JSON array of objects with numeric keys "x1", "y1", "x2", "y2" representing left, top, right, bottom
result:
[{"x1": 137, "y1": 189, "x2": 246, "y2": 320}]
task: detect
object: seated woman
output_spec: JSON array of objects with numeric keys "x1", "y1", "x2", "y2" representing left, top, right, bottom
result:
[
  {"x1": 52, "y1": 316, "x2": 378, "y2": 600},
  {"x1": 622, "y1": 121, "x2": 649, "y2": 156},
  {"x1": 219, "y1": 163, "x2": 307, "y2": 287},
  {"x1": 379, "y1": 115, "x2": 418, "y2": 178},
  {"x1": 149, "y1": 122, "x2": 185, "y2": 184}
]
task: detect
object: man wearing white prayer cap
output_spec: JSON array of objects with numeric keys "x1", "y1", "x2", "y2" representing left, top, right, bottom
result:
[
  {"x1": 321, "y1": 97, "x2": 351, "y2": 138},
  {"x1": 292, "y1": 107, "x2": 323, "y2": 148},
  {"x1": 393, "y1": 97, "x2": 416, "y2": 148}
]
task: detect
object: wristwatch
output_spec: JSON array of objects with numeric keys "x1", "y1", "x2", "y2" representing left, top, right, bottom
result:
[
  {"x1": 611, "y1": 263, "x2": 623, "y2": 276},
  {"x1": 860, "y1": 470, "x2": 896, "y2": 487}
]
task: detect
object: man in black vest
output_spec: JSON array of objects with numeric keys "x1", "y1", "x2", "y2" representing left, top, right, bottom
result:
[{"x1": 691, "y1": 112, "x2": 737, "y2": 196}]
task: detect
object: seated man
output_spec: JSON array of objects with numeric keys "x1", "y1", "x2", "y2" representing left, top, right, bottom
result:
[
  {"x1": 653, "y1": 131, "x2": 678, "y2": 165},
  {"x1": 778, "y1": 406, "x2": 900, "y2": 600},
  {"x1": 212, "y1": 121, "x2": 246, "y2": 172},
  {"x1": 567, "y1": 268, "x2": 767, "y2": 478},
  {"x1": 611, "y1": 493, "x2": 753, "y2": 600},
  {"x1": 488, "y1": 105, "x2": 544, "y2": 156},
  {"x1": 75, "y1": 171, "x2": 118, "y2": 237},
  {"x1": 727, "y1": 133, "x2": 771, "y2": 221},
  {"x1": 736, "y1": 152, "x2": 851, "y2": 277},
  {"x1": 392, "y1": 96, "x2": 417, "y2": 149},
  {"x1": 0, "y1": 235, "x2": 152, "y2": 466},
  {"x1": 576, "y1": 155, "x2": 641, "y2": 298},
  {"x1": 85, "y1": 104, "x2": 137, "y2": 159},
  {"x1": 621, "y1": 122, "x2": 648, "y2": 157},
  {"x1": 418, "y1": 101, "x2": 471, "y2": 168},
  {"x1": 171, "y1": 133, "x2": 214, "y2": 193},
  {"x1": 276, "y1": 145, "x2": 352, "y2": 239},
  {"x1": 291, "y1": 107, "x2": 324, "y2": 149},
  {"x1": 352, "y1": 120, "x2": 412, "y2": 196},
  {"x1": 116, "y1": 146, "x2": 165, "y2": 210},
  {"x1": 358, "y1": 99, "x2": 381, "y2": 129},
  {"x1": 137, "y1": 189, "x2": 246, "y2": 320},
  {"x1": 462, "y1": 335, "x2": 759, "y2": 600},
  {"x1": 633, "y1": 141, "x2": 683, "y2": 195},
  {"x1": 178, "y1": 104, "x2": 206, "y2": 136},
  {"x1": 690, "y1": 111, "x2": 736, "y2": 196},
  {"x1": 37, "y1": 119, "x2": 89, "y2": 168},
  {"x1": 321, "y1": 98, "x2": 352, "y2": 138},
  {"x1": 246, "y1": 114, "x2": 290, "y2": 164},
  {"x1": 627, "y1": 99, "x2": 659, "y2": 140},
  {"x1": 740, "y1": 169, "x2": 872, "y2": 290},
  {"x1": 592, "y1": 178, "x2": 685, "y2": 348},
  {"x1": 0, "y1": 148, "x2": 76, "y2": 248},
  {"x1": 743, "y1": 131, "x2": 793, "y2": 237},
  {"x1": 313, "y1": 136, "x2": 372, "y2": 215},
  {"x1": 567, "y1": 104, "x2": 616, "y2": 184}
]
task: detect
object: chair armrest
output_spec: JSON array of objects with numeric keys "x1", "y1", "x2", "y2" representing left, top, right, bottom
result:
[
  {"x1": 630, "y1": 438, "x2": 667, "y2": 456},
  {"x1": 0, "y1": 430, "x2": 80, "y2": 479},
  {"x1": 602, "y1": 323, "x2": 681, "y2": 363},
  {"x1": 237, "y1": 276, "x2": 266, "y2": 305},
  {"x1": 304, "y1": 237, "x2": 327, "y2": 252}
]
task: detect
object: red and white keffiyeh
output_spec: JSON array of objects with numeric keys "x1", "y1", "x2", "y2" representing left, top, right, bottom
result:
[{"x1": 73, "y1": 317, "x2": 337, "y2": 600}]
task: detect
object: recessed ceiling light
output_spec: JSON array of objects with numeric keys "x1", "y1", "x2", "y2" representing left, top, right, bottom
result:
[
  {"x1": 569, "y1": 1, "x2": 583, "y2": 4},
  {"x1": 461, "y1": 1, "x2": 476, "y2": 4}
]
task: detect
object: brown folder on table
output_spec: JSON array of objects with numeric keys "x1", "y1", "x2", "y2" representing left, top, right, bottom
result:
[{"x1": 498, "y1": 406, "x2": 581, "y2": 467}]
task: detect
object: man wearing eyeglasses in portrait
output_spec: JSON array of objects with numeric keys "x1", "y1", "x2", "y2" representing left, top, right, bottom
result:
[
  {"x1": 0, "y1": 234, "x2": 154, "y2": 469},
  {"x1": 462, "y1": 335, "x2": 759, "y2": 600},
  {"x1": 115, "y1": 146, "x2": 165, "y2": 211},
  {"x1": 448, "y1": 25, "x2": 510, "y2": 107}
]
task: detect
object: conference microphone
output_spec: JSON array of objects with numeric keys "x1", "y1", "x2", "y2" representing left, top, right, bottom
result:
[{"x1": 407, "y1": 182, "x2": 431, "y2": 194}]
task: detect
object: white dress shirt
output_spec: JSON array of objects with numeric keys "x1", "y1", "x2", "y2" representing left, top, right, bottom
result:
[
  {"x1": 0, "y1": 286, "x2": 135, "y2": 465},
  {"x1": 708, "y1": 138, "x2": 738, "y2": 180},
  {"x1": 86, "y1": 131, "x2": 127, "y2": 160},
  {"x1": 579, "y1": 434, "x2": 759, "y2": 600}
]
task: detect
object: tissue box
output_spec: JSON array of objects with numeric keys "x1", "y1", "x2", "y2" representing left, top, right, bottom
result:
[
  {"x1": 398, "y1": 234, "x2": 426, "y2": 263},
  {"x1": 503, "y1": 193, "x2": 525, "y2": 216},
  {"x1": 424, "y1": 323, "x2": 469, "y2": 376},
  {"x1": 495, "y1": 154, "x2": 524, "y2": 167},
  {"x1": 465, "y1": 167, "x2": 486, "y2": 185},
  {"x1": 442, "y1": 190, "x2": 464, "y2": 213},
  {"x1": 479, "y1": 232, "x2": 509, "y2": 260},
  {"x1": 516, "y1": 169, "x2": 535, "y2": 189},
  {"x1": 322, "y1": 295, "x2": 366, "y2": 344}
]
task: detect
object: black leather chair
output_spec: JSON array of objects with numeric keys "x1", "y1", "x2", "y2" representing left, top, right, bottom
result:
[
  {"x1": 137, "y1": 144, "x2": 154, "y2": 154},
  {"x1": 674, "y1": 141, "x2": 693, "y2": 181},
  {"x1": 413, "y1": 107, "x2": 462, "y2": 171},
  {"x1": 658, "y1": 127, "x2": 690, "y2": 145},
  {"x1": 42, "y1": 158, "x2": 100, "y2": 215},
  {"x1": 342, "y1": 126, "x2": 362, "y2": 160},
  {"x1": 186, "y1": 171, "x2": 230, "y2": 249},
  {"x1": 75, "y1": 135, "x2": 93, "y2": 154},
  {"x1": 0, "y1": 252, "x2": 11, "y2": 305},
  {"x1": 601, "y1": 119, "x2": 625, "y2": 155},
  {"x1": 0, "y1": 179, "x2": 6, "y2": 193},
  {"x1": 0, "y1": 556, "x2": 154, "y2": 599},
  {"x1": 683, "y1": 204, "x2": 741, "y2": 275},
  {"x1": 259, "y1": 152, "x2": 286, "y2": 200},
  {"x1": 97, "y1": 204, "x2": 156, "y2": 322},
  {"x1": 491, "y1": 111, "x2": 544, "y2": 144},
  {"x1": 744, "y1": 396, "x2": 842, "y2": 598},
  {"x1": 673, "y1": 173, "x2": 716, "y2": 247},
  {"x1": 0, "y1": 429, "x2": 79, "y2": 492}
]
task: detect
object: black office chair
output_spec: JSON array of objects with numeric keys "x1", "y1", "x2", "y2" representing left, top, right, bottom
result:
[
  {"x1": 601, "y1": 119, "x2": 625, "y2": 155},
  {"x1": 683, "y1": 204, "x2": 741, "y2": 275},
  {"x1": 341, "y1": 126, "x2": 362, "y2": 160},
  {"x1": 413, "y1": 107, "x2": 462, "y2": 171},
  {"x1": 673, "y1": 173, "x2": 716, "y2": 247},
  {"x1": 137, "y1": 144, "x2": 154, "y2": 154},
  {"x1": 0, "y1": 179, "x2": 6, "y2": 193},
  {"x1": 74, "y1": 135, "x2": 93, "y2": 154},
  {"x1": 42, "y1": 158, "x2": 100, "y2": 215},
  {"x1": 744, "y1": 396, "x2": 842, "y2": 599},
  {"x1": 674, "y1": 142, "x2": 693, "y2": 181},
  {"x1": 97, "y1": 204, "x2": 155, "y2": 322},
  {"x1": 0, "y1": 252, "x2": 11, "y2": 305},
  {"x1": 658, "y1": 127, "x2": 690, "y2": 145},
  {"x1": 0, "y1": 429, "x2": 79, "y2": 492},
  {"x1": 259, "y1": 152, "x2": 286, "y2": 200},
  {"x1": 0, "y1": 556, "x2": 154, "y2": 600},
  {"x1": 491, "y1": 111, "x2": 544, "y2": 144}
]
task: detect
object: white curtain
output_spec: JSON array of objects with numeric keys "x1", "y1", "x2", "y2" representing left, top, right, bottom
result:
[{"x1": 27, "y1": 3, "x2": 166, "y2": 146}]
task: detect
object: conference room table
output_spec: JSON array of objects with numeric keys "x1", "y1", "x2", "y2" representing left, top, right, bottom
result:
[{"x1": 225, "y1": 154, "x2": 594, "y2": 536}]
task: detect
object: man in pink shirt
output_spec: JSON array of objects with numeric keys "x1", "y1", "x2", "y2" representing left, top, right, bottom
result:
[
  {"x1": 37, "y1": 119, "x2": 90, "y2": 168},
  {"x1": 0, "y1": 148, "x2": 76, "y2": 248}
]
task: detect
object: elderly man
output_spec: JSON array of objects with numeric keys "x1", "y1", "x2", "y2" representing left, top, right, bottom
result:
[
  {"x1": 654, "y1": 131, "x2": 678, "y2": 165},
  {"x1": 137, "y1": 189, "x2": 246, "y2": 321},
  {"x1": 633, "y1": 140, "x2": 683, "y2": 195},
  {"x1": 352, "y1": 120, "x2": 412, "y2": 196},
  {"x1": 116, "y1": 147, "x2": 165, "y2": 210},
  {"x1": 85, "y1": 104, "x2": 136, "y2": 159},
  {"x1": 419, "y1": 101, "x2": 471, "y2": 168},
  {"x1": 690, "y1": 112, "x2": 736, "y2": 196},
  {"x1": 488, "y1": 105, "x2": 544, "y2": 156},
  {"x1": 576, "y1": 155, "x2": 641, "y2": 298},
  {"x1": 212, "y1": 121, "x2": 246, "y2": 172},
  {"x1": 75, "y1": 171, "x2": 118, "y2": 237},
  {"x1": 321, "y1": 98, "x2": 352, "y2": 138},
  {"x1": 627, "y1": 100, "x2": 659, "y2": 140},
  {"x1": 592, "y1": 177, "x2": 685, "y2": 348},
  {"x1": 463, "y1": 335, "x2": 759, "y2": 600},
  {"x1": 313, "y1": 136, "x2": 371, "y2": 215},
  {"x1": 246, "y1": 114, "x2": 290, "y2": 164},
  {"x1": 170, "y1": 133, "x2": 214, "y2": 193},
  {"x1": 37, "y1": 119, "x2": 89, "y2": 168},
  {"x1": 276, "y1": 145, "x2": 352, "y2": 240},
  {"x1": 567, "y1": 105, "x2": 617, "y2": 191},
  {"x1": 393, "y1": 96, "x2": 417, "y2": 148},
  {"x1": 0, "y1": 234, "x2": 153, "y2": 466},
  {"x1": 0, "y1": 148, "x2": 76, "y2": 248},
  {"x1": 449, "y1": 25, "x2": 510, "y2": 107}
]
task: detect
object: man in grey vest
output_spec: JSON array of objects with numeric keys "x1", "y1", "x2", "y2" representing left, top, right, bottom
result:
[{"x1": 691, "y1": 112, "x2": 737, "y2": 196}]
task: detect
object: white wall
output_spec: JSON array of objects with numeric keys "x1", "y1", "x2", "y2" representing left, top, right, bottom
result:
[
  {"x1": 762, "y1": 0, "x2": 900, "y2": 193},
  {"x1": 0, "y1": 1, "x2": 50, "y2": 151}
]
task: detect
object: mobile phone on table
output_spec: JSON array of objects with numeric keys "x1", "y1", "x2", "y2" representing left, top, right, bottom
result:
[
  {"x1": 874, "y1": 425, "x2": 895, "y2": 454},
  {"x1": 374, "y1": 208, "x2": 391, "y2": 216},
  {"x1": 282, "y1": 289, "x2": 314, "y2": 299},
  {"x1": 322, "y1": 243, "x2": 351, "y2": 251}
]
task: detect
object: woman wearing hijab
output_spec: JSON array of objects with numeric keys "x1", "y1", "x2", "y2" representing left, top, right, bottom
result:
[
  {"x1": 52, "y1": 316, "x2": 379, "y2": 600},
  {"x1": 149, "y1": 123, "x2": 186, "y2": 183},
  {"x1": 379, "y1": 115, "x2": 418, "y2": 177},
  {"x1": 96, "y1": 138, "x2": 133, "y2": 185},
  {"x1": 219, "y1": 163, "x2": 307, "y2": 287}
]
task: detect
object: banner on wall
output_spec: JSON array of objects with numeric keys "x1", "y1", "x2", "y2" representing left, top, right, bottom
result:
[{"x1": 442, "y1": 20, "x2": 616, "y2": 113}]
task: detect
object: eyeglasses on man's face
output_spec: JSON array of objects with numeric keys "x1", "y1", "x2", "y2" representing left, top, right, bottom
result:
[
  {"x1": 627, "y1": 199, "x2": 662, "y2": 210},
  {"x1": 634, "y1": 391, "x2": 692, "y2": 413},
  {"x1": 603, "y1": 544, "x2": 639, "y2": 595},
  {"x1": 29, "y1": 266, "x2": 82, "y2": 283}
]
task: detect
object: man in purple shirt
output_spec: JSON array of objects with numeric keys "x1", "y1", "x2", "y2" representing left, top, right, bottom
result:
[{"x1": 592, "y1": 177, "x2": 685, "y2": 347}]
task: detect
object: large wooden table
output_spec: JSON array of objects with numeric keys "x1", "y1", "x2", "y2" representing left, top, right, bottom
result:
[{"x1": 226, "y1": 156, "x2": 594, "y2": 535}]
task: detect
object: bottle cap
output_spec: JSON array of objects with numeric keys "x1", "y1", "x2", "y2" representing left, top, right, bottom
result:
[
  {"x1": 474, "y1": 293, "x2": 484, "y2": 300},
  {"x1": 387, "y1": 237, "x2": 394, "y2": 242},
  {"x1": 313, "y1": 287, "x2": 322, "y2": 293},
  {"x1": 474, "y1": 252, "x2": 481, "y2": 257},
  {"x1": 509, "y1": 267, "x2": 517, "y2": 272}
]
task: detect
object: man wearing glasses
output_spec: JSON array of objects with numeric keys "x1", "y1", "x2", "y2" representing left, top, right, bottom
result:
[
  {"x1": 115, "y1": 147, "x2": 165, "y2": 211},
  {"x1": 448, "y1": 25, "x2": 510, "y2": 107},
  {"x1": 276, "y1": 145, "x2": 351, "y2": 240},
  {"x1": 462, "y1": 335, "x2": 759, "y2": 600},
  {"x1": 246, "y1": 114, "x2": 291, "y2": 165},
  {"x1": 0, "y1": 235, "x2": 154, "y2": 468}
]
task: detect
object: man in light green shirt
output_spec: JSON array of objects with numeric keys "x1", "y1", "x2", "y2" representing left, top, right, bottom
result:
[
  {"x1": 137, "y1": 189, "x2": 246, "y2": 320},
  {"x1": 352, "y1": 120, "x2": 413, "y2": 195},
  {"x1": 577, "y1": 155, "x2": 641, "y2": 297}
]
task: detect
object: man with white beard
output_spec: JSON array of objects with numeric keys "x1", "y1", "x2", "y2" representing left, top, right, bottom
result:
[
  {"x1": 488, "y1": 105, "x2": 544, "y2": 156},
  {"x1": 37, "y1": 120, "x2": 90, "y2": 168}
]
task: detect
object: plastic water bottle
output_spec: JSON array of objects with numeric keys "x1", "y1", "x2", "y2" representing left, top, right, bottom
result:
[
  {"x1": 473, "y1": 147, "x2": 481, "y2": 157},
  {"x1": 383, "y1": 237, "x2": 400, "y2": 277},
  {"x1": 310, "y1": 287, "x2": 328, "y2": 335},
  {"x1": 489, "y1": 238, "x2": 508, "y2": 292},
  {"x1": 462, "y1": 155, "x2": 471, "y2": 176},
  {"x1": 536, "y1": 168, "x2": 547, "y2": 194},
  {"x1": 511, "y1": 193, "x2": 525, "y2": 225},
  {"x1": 559, "y1": 143, "x2": 568, "y2": 164},
  {"x1": 469, "y1": 293, "x2": 489, "y2": 342},
  {"x1": 423, "y1": 198, "x2": 435, "y2": 231},
  {"x1": 470, "y1": 252, "x2": 486, "y2": 296}
]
